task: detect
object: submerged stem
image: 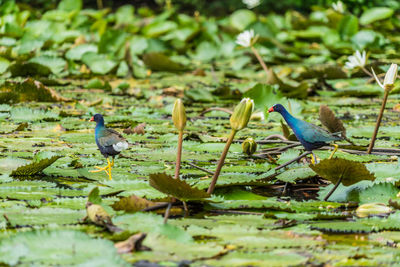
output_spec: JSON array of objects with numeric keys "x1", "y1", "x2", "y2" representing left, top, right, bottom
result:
[
  {"x1": 324, "y1": 174, "x2": 344, "y2": 201},
  {"x1": 207, "y1": 130, "x2": 237, "y2": 194},
  {"x1": 367, "y1": 89, "x2": 390, "y2": 154},
  {"x1": 174, "y1": 130, "x2": 184, "y2": 180}
]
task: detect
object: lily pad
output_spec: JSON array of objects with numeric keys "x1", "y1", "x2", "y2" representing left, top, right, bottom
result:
[{"x1": 149, "y1": 173, "x2": 210, "y2": 201}]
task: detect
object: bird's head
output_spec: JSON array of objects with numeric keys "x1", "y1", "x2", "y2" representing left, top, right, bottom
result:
[
  {"x1": 90, "y1": 114, "x2": 104, "y2": 123},
  {"x1": 268, "y1": 104, "x2": 285, "y2": 113}
]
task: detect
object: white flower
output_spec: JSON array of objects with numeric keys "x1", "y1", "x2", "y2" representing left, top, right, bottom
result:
[
  {"x1": 345, "y1": 50, "x2": 367, "y2": 69},
  {"x1": 372, "y1": 63, "x2": 398, "y2": 90},
  {"x1": 332, "y1": 1, "x2": 345, "y2": 13},
  {"x1": 243, "y1": 0, "x2": 260, "y2": 9},
  {"x1": 236, "y1": 29, "x2": 257, "y2": 48}
]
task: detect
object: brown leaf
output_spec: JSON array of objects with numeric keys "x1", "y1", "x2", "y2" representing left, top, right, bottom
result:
[
  {"x1": 319, "y1": 105, "x2": 346, "y2": 137},
  {"x1": 111, "y1": 195, "x2": 159, "y2": 212},
  {"x1": 115, "y1": 233, "x2": 150, "y2": 254},
  {"x1": 0, "y1": 78, "x2": 71, "y2": 104},
  {"x1": 149, "y1": 173, "x2": 210, "y2": 201}
]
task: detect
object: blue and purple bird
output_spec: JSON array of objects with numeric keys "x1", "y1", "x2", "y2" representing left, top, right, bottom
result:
[
  {"x1": 89, "y1": 114, "x2": 128, "y2": 180},
  {"x1": 268, "y1": 104, "x2": 342, "y2": 163}
]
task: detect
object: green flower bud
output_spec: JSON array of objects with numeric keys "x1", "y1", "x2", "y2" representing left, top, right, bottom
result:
[
  {"x1": 230, "y1": 98, "x2": 254, "y2": 131},
  {"x1": 356, "y1": 203, "x2": 391, "y2": 218},
  {"x1": 242, "y1": 137, "x2": 257, "y2": 155},
  {"x1": 172, "y1": 99, "x2": 186, "y2": 131}
]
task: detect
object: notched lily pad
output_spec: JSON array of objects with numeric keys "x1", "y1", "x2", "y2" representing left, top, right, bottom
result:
[
  {"x1": 149, "y1": 173, "x2": 210, "y2": 201},
  {"x1": 11, "y1": 152, "x2": 62, "y2": 176},
  {"x1": 310, "y1": 158, "x2": 375, "y2": 186},
  {"x1": 0, "y1": 78, "x2": 70, "y2": 104}
]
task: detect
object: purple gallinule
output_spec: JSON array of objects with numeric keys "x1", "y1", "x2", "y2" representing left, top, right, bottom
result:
[
  {"x1": 268, "y1": 104, "x2": 342, "y2": 163},
  {"x1": 89, "y1": 114, "x2": 128, "y2": 180}
]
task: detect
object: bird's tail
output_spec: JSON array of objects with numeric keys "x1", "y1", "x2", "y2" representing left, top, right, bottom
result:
[{"x1": 332, "y1": 131, "x2": 345, "y2": 140}]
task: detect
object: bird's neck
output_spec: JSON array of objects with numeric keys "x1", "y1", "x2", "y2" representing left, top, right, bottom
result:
[
  {"x1": 279, "y1": 109, "x2": 297, "y2": 127},
  {"x1": 95, "y1": 120, "x2": 105, "y2": 138}
]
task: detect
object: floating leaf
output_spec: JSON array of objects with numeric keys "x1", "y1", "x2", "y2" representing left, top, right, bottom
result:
[
  {"x1": 8, "y1": 61, "x2": 51, "y2": 77},
  {"x1": 11, "y1": 152, "x2": 62, "y2": 176},
  {"x1": 358, "y1": 183, "x2": 398, "y2": 204},
  {"x1": 310, "y1": 158, "x2": 375, "y2": 186},
  {"x1": 149, "y1": 173, "x2": 209, "y2": 201},
  {"x1": 319, "y1": 105, "x2": 346, "y2": 137},
  {"x1": 360, "y1": 7, "x2": 394, "y2": 25},
  {"x1": 88, "y1": 187, "x2": 102, "y2": 205},
  {"x1": 0, "y1": 230, "x2": 126, "y2": 266},
  {"x1": 82, "y1": 52, "x2": 118, "y2": 75},
  {"x1": 0, "y1": 78, "x2": 70, "y2": 104},
  {"x1": 143, "y1": 53, "x2": 186, "y2": 72}
]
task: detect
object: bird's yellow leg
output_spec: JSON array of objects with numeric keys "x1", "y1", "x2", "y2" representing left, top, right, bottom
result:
[
  {"x1": 107, "y1": 158, "x2": 113, "y2": 180},
  {"x1": 328, "y1": 144, "x2": 339, "y2": 159},
  {"x1": 90, "y1": 165, "x2": 109, "y2": 173},
  {"x1": 311, "y1": 154, "x2": 316, "y2": 165}
]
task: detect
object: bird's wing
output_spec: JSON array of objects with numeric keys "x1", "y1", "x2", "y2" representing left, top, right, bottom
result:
[
  {"x1": 98, "y1": 128, "x2": 126, "y2": 147},
  {"x1": 300, "y1": 121, "x2": 340, "y2": 144}
]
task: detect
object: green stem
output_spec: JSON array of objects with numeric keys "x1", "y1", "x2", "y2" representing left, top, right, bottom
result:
[
  {"x1": 251, "y1": 46, "x2": 269, "y2": 80},
  {"x1": 207, "y1": 130, "x2": 237, "y2": 194},
  {"x1": 97, "y1": 0, "x2": 103, "y2": 9},
  {"x1": 174, "y1": 130, "x2": 183, "y2": 180},
  {"x1": 367, "y1": 88, "x2": 390, "y2": 154}
]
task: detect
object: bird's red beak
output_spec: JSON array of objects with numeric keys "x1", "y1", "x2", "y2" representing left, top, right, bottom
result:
[
  {"x1": 268, "y1": 107, "x2": 274, "y2": 113},
  {"x1": 89, "y1": 116, "x2": 94, "y2": 122}
]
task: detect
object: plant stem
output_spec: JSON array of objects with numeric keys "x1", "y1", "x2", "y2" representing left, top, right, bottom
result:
[
  {"x1": 97, "y1": 0, "x2": 103, "y2": 9},
  {"x1": 361, "y1": 66, "x2": 373, "y2": 78},
  {"x1": 207, "y1": 130, "x2": 237, "y2": 194},
  {"x1": 367, "y1": 89, "x2": 390, "y2": 154},
  {"x1": 163, "y1": 202, "x2": 172, "y2": 224},
  {"x1": 174, "y1": 130, "x2": 183, "y2": 180},
  {"x1": 274, "y1": 151, "x2": 311, "y2": 171},
  {"x1": 324, "y1": 174, "x2": 344, "y2": 201},
  {"x1": 251, "y1": 46, "x2": 269, "y2": 79}
]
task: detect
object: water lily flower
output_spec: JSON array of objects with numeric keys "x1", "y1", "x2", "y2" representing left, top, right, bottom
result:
[
  {"x1": 236, "y1": 29, "x2": 258, "y2": 48},
  {"x1": 345, "y1": 50, "x2": 367, "y2": 69},
  {"x1": 243, "y1": 0, "x2": 260, "y2": 9},
  {"x1": 332, "y1": 1, "x2": 345, "y2": 13},
  {"x1": 372, "y1": 63, "x2": 398, "y2": 90}
]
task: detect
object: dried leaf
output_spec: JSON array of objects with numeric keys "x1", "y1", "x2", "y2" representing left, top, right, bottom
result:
[
  {"x1": 112, "y1": 195, "x2": 159, "y2": 212},
  {"x1": 319, "y1": 105, "x2": 346, "y2": 137},
  {"x1": 310, "y1": 158, "x2": 375, "y2": 186},
  {"x1": 0, "y1": 78, "x2": 70, "y2": 104},
  {"x1": 115, "y1": 233, "x2": 149, "y2": 254},
  {"x1": 149, "y1": 173, "x2": 210, "y2": 201}
]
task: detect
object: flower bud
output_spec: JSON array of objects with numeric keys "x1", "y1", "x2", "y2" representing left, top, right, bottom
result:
[
  {"x1": 230, "y1": 98, "x2": 254, "y2": 131},
  {"x1": 172, "y1": 99, "x2": 186, "y2": 131},
  {"x1": 356, "y1": 202, "x2": 391, "y2": 218},
  {"x1": 384, "y1": 63, "x2": 398, "y2": 88},
  {"x1": 242, "y1": 138, "x2": 257, "y2": 155},
  {"x1": 372, "y1": 63, "x2": 398, "y2": 90}
]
